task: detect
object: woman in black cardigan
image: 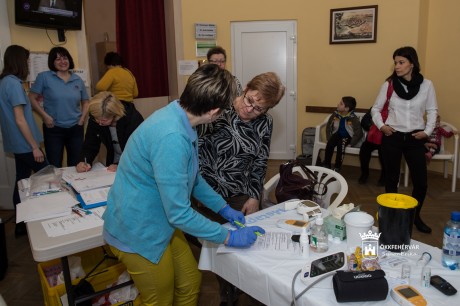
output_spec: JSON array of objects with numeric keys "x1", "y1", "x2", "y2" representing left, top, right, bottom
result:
[{"x1": 76, "y1": 91, "x2": 143, "y2": 172}]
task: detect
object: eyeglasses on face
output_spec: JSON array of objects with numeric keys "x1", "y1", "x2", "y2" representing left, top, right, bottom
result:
[
  {"x1": 208, "y1": 59, "x2": 226, "y2": 64},
  {"x1": 243, "y1": 94, "x2": 267, "y2": 113}
]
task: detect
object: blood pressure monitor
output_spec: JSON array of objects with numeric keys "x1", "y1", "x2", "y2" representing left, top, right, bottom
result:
[
  {"x1": 300, "y1": 252, "x2": 346, "y2": 285},
  {"x1": 390, "y1": 285, "x2": 427, "y2": 306},
  {"x1": 296, "y1": 200, "x2": 322, "y2": 219}
]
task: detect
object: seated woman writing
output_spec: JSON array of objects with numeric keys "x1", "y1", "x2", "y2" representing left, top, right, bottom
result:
[{"x1": 75, "y1": 91, "x2": 143, "y2": 173}]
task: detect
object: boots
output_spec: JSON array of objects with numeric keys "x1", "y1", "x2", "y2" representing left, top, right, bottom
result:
[{"x1": 414, "y1": 205, "x2": 432, "y2": 233}]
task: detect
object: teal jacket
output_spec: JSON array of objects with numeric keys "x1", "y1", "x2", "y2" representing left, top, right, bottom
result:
[{"x1": 103, "y1": 101, "x2": 228, "y2": 264}]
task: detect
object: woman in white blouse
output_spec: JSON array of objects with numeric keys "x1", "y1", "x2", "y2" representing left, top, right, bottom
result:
[{"x1": 371, "y1": 46, "x2": 438, "y2": 234}]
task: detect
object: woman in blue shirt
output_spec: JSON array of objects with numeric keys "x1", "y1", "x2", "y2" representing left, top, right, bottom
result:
[
  {"x1": 29, "y1": 47, "x2": 89, "y2": 167},
  {"x1": 0, "y1": 45, "x2": 49, "y2": 236},
  {"x1": 103, "y1": 64, "x2": 264, "y2": 305}
]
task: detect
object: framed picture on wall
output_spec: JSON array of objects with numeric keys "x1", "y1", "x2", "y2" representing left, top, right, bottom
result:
[{"x1": 330, "y1": 5, "x2": 378, "y2": 44}]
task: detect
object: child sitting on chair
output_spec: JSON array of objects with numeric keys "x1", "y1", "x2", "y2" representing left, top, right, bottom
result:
[
  {"x1": 322, "y1": 96, "x2": 363, "y2": 172},
  {"x1": 425, "y1": 115, "x2": 455, "y2": 162}
]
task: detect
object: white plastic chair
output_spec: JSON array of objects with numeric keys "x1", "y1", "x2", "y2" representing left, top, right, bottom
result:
[
  {"x1": 263, "y1": 165, "x2": 348, "y2": 212},
  {"x1": 311, "y1": 112, "x2": 368, "y2": 166},
  {"x1": 404, "y1": 121, "x2": 459, "y2": 192}
]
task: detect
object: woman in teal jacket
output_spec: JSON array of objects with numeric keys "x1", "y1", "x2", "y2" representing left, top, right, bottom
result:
[{"x1": 103, "y1": 64, "x2": 265, "y2": 305}]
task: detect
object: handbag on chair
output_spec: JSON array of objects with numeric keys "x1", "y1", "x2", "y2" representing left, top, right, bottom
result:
[{"x1": 275, "y1": 161, "x2": 327, "y2": 203}]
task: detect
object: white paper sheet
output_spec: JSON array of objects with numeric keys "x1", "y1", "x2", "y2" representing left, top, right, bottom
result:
[
  {"x1": 16, "y1": 191, "x2": 79, "y2": 223},
  {"x1": 63, "y1": 168, "x2": 115, "y2": 193},
  {"x1": 41, "y1": 206, "x2": 106, "y2": 237},
  {"x1": 216, "y1": 230, "x2": 296, "y2": 254}
]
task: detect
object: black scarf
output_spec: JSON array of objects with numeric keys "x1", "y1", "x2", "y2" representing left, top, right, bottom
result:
[{"x1": 392, "y1": 73, "x2": 424, "y2": 100}]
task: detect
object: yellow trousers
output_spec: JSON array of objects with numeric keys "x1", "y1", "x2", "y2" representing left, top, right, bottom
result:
[{"x1": 109, "y1": 230, "x2": 201, "y2": 306}]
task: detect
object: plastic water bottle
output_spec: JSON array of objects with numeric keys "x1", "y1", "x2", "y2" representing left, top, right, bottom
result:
[
  {"x1": 442, "y1": 211, "x2": 460, "y2": 270},
  {"x1": 299, "y1": 226, "x2": 310, "y2": 258},
  {"x1": 310, "y1": 217, "x2": 328, "y2": 253}
]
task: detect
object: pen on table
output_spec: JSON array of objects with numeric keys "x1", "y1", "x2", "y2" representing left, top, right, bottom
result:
[
  {"x1": 72, "y1": 207, "x2": 83, "y2": 217},
  {"x1": 234, "y1": 221, "x2": 263, "y2": 236}
]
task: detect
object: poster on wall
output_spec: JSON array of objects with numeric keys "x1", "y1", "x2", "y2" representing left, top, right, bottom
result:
[{"x1": 196, "y1": 40, "x2": 217, "y2": 57}]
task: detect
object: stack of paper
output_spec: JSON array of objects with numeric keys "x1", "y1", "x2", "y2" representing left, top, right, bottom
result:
[{"x1": 16, "y1": 191, "x2": 80, "y2": 223}]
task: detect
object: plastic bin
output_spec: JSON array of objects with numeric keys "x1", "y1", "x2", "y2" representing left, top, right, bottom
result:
[{"x1": 37, "y1": 246, "x2": 139, "y2": 306}]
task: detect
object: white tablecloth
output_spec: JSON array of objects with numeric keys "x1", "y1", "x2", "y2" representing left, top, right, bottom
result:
[{"x1": 199, "y1": 204, "x2": 460, "y2": 305}]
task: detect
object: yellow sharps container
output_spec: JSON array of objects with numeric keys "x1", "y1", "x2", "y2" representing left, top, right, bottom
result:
[{"x1": 377, "y1": 193, "x2": 418, "y2": 253}]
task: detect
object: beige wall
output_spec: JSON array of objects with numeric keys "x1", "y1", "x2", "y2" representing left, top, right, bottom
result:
[
  {"x1": 180, "y1": 0, "x2": 460, "y2": 173},
  {"x1": 180, "y1": 0, "x2": 423, "y2": 139},
  {"x1": 5, "y1": 0, "x2": 460, "y2": 173}
]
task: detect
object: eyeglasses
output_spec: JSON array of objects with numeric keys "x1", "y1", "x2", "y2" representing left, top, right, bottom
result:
[
  {"x1": 208, "y1": 59, "x2": 226, "y2": 64},
  {"x1": 243, "y1": 94, "x2": 267, "y2": 113}
]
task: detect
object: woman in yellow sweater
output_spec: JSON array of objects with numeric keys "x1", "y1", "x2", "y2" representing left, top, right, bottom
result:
[{"x1": 96, "y1": 52, "x2": 138, "y2": 102}]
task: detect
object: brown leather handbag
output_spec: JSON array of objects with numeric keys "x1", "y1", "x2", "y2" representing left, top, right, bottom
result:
[{"x1": 275, "y1": 161, "x2": 327, "y2": 203}]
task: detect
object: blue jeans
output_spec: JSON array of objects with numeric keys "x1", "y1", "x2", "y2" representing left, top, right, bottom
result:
[
  {"x1": 43, "y1": 124, "x2": 84, "y2": 167},
  {"x1": 13, "y1": 151, "x2": 49, "y2": 206}
]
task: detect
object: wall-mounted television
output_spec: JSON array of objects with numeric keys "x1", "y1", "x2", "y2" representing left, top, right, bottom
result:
[{"x1": 15, "y1": 0, "x2": 82, "y2": 30}]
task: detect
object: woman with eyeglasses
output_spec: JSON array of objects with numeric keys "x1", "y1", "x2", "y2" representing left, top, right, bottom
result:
[
  {"x1": 29, "y1": 47, "x2": 89, "y2": 168},
  {"x1": 195, "y1": 72, "x2": 285, "y2": 304},
  {"x1": 103, "y1": 65, "x2": 264, "y2": 305},
  {"x1": 207, "y1": 46, "x2": 243, "y2": 95},
  {"x1": 75, "y1": 91, "x2": 143, "y2": 173}
]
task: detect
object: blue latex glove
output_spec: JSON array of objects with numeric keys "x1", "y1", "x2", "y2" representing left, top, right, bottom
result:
[
  {"x1": 219, "y1": 204, "x2": 245, "y2": 226},
  {"x1": 226, "y1": 226, "x2": 266, "y2": 248}
]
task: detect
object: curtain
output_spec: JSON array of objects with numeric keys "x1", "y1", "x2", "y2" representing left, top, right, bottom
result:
[{"x1": 116, "y1": 0, "x2": 169, "y2": 98}]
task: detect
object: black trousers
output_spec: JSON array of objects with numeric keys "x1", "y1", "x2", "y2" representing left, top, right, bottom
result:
[
  {"x1": 359, "y1": 140, "x2": 385, "y2": 179},
  {"x1": 381, "y1": 131, "x2": 427, "y2": 207},
  {"x1": 324, "y1": 133, "x2": 351, "y2": 169}
]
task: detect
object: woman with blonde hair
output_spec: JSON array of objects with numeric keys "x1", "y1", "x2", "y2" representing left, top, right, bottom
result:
[{"x1": 75, "y1": 91, "x2": 143, "y2": 172}]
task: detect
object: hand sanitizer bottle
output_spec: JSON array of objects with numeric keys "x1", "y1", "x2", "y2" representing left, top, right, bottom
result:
[
  {"x1": 299, "y1": 226, "x2": 310, "y2": 258},
  {"x1": 310, "y1": 216, "x2": 329, "y2": 253}
]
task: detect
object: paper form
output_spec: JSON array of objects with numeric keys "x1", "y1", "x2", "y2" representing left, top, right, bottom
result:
[
  {"x1": 41, "y1": 207, "x2": 106, "y2": 237},
  {"x1": 216, "y1": 230, "x2": 296, "y2": 254},
  {"x1": 16, "y1": 191, "x2": 79, "y2": 223},
  {"x1": 79, "y1": 186, "x2": 110, "y2": 205},
  {"x1": 62, "y1": 168, "x2": 115, "y2": 193}
]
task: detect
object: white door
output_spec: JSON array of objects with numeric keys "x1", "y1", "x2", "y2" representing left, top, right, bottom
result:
[
  {"x1": 0, "y1": 0, "x2": 15, "y2": 210},
  {"x1": 232, "y1": 20, "x2": 297, "y2": 160}
]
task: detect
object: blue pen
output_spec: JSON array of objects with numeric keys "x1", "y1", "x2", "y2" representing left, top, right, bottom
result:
[{"x1": 234, "y1": 221, "x2": 263, "y2": 236}]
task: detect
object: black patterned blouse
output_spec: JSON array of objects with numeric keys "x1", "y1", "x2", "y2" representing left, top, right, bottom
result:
[{"x1": 197, "y1": 106, "x2": 273, "y2": 201}]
